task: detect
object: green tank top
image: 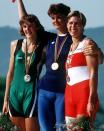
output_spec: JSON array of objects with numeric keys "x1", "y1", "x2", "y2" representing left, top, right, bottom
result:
[{"x1": 9, "y1": 40, "x2": 41, "y2": 112}]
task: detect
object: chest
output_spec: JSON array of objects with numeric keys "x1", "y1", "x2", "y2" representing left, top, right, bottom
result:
[{"x1": 46, "y1": 36, "x2": 72, "y2": 62}]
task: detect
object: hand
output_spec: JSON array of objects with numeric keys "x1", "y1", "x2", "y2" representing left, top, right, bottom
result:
[
  {"x1": 11, "y1": 0, "x2": 16, "y2": 3},
  {"x1": 2, "y1": 101, "x2": 9, "y2": 114},
  {"x1": 83, "y1": 39, "x2": 98, "y2": 56},
  {"x1": 87, "y1": 102, "x2": 95, "y2": 121}
]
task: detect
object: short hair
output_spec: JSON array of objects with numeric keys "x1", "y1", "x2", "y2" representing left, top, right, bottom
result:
[
  {"x1": 67, "y1": 10, "x2": 86, "y2": 27},
  {"x1": 48, "y1": 3, "x2": 71, "y2": 17},
  {"x1": 19, "y1": 14, "x2": 44, "y2": 36}
]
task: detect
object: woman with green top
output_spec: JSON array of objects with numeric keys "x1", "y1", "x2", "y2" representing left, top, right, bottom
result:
[{"x1": 2, "y1": 14, "x2": 45, "y2": 131}]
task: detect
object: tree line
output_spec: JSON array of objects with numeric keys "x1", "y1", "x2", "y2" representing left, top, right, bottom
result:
[{"x1": 0, "y1": 77, "x2": 6, "y2": 111}]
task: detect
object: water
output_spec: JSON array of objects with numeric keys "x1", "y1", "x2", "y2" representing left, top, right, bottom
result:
[{"x1": 94, "y1": 64, "x2": 104, "y2": 130}]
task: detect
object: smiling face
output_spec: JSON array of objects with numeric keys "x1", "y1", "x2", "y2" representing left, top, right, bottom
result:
[
  {"x1": 67, "y1": 11, "x2": 86, "y2": 40},
  {"x1": 47, "y1": 3, "x2": 70, "y2": 34},
  {"x1": 19, "y1": 14, "x2": 44, "y2": 40},
  {"x1": 50, "y1": 13, "x2": 67, "y2": 33},
  {"x1": 22, "y1": 22, "x2": 38, "y2": 39},
  {"x1": 67, "y1": 16, "x2": 84, "y2": 39}
]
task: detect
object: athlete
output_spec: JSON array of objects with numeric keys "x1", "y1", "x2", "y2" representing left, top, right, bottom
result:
[
  {"x1": 14, "y1": 1, "x2": 72, "y2": 130},
  {"x1": 2, "y1": 14, "x2": 45, "y2": 131},
  {"x1": 13, "y1": 0, "x2": 103, "y2": 131},
  {"x1": 65, "y1": 11, "x2": 99, "y2": 130}
]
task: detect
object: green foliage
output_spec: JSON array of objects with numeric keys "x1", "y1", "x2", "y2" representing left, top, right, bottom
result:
[
  {"x1": 0, "y1": 113, "x2": 14, "y2": 131},
  {"x1": 0, "y1": 113, "x2": 20, "y2": 131},
  {"x1": 0, "y1": 76, "x2": 6, "y2": 111},
  {"x1": 77, "y1": 117, "x2": 92, "y2": 131}
]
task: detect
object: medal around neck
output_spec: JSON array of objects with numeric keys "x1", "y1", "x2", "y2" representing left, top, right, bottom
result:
[
  {"x1": 51, "y1": 62, "x2": 59, "y2": 70},
  {"x1": 24, "y1": 74, "x2": 31, "y2": 82}
]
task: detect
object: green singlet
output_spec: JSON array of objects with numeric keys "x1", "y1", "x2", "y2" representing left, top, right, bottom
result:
[{"x1": 9, "y1": 40, "x2": 41, "y2": 117}]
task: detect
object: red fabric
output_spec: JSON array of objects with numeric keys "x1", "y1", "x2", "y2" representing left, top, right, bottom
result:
[
  {"x1": 65, "y1": 80, "x2": 98, "y2": 117},
  {"x1": 66, "y1": 52, "x2": 87, "y2": 69}
]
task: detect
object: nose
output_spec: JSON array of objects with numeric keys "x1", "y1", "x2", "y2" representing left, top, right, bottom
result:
[
  {"x1": 53, "y1": 17, "x2": 58, "y2": 23},
  {"x1": 26, "y1": 26, "x2": 30, "y2": 30},
  {"x1": 24, "y1": 25, "x2": 30, "y2": 30},
  {"x1": 53, "y1": 18, "x2": 56, "y2": 23},
  {"x1": 71, "y1": 23, "x2": 76, "y2": 27}
]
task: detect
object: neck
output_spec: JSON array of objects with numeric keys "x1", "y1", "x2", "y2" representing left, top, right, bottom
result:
[
  {"x1": 72, "y1": 34, "x2": 85, "y2": 45},
  {"x1": 72, "y1": 38, "x2": 79, "y2": 45},
  {"x1": 26, "y1": 38, "x2": 37, "y2": 46},
  {"x1": 57, "y1": 28, "x2": 68, "y2": 35}
]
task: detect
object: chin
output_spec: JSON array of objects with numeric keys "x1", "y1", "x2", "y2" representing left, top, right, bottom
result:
[{"x1": 70, "y1": 33, "x2": 75, "y2": 37}]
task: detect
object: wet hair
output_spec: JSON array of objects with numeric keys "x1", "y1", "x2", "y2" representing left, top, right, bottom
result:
[
  {"x1": 67, "y1": 10, "x2": 86, "y2": 27},
  {"x1": 19, "y1": 14, "x2": 44, "y2": 36},
  {"x1": 48, "y1": 3, "x2": 71, "y2": 17}
]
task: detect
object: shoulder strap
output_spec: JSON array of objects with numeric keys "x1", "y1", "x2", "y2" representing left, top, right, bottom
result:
[{"x1": 14, "y1": 39, "x2": 23, "y2": 56}]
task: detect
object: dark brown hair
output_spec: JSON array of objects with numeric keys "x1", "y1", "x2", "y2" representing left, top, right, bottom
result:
[
  {"x1": 48, "y1": 3, "x2": 71, "y2": 17},
  {"x1": 19, "y1": 14, "x2": 44, "y2": 36}
]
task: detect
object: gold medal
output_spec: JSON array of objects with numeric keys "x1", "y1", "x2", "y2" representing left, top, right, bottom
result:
[
  {"x1": 51, "y1": 62, "x2": 59, "y2": 70},
  {"x1": 52, "y1": 35, "x2": 68, "y2": 70}
]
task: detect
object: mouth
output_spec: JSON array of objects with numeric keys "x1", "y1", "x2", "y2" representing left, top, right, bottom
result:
[
  {"x1": 25, "y1": 31, "x2": 32, "y2": 35},
  {"x1": 71, "y1": 29, "x2": 77, "y2": 33}
]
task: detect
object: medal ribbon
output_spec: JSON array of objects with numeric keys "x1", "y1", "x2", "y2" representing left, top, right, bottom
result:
[
  {"x1": 54, "y1": 35, "x2": 68, "y2": 62},
  {"x1": 25, "y1": 40, "x2": 38, "y2": 75}
]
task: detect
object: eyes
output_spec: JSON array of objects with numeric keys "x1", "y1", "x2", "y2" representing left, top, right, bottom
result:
[
  {"x1": 51, "y1": 16, "x2": 62, "y2": 20},
  {"x1": 67, "y1": 17, "x2": 82, "y2": 27},
  {"x1": 22, "y1": 24, "x2": 32, "y2": 29},
  {"x1": 22, "y1": 23, "x2": 34, "y2": 29},
  {"x1": 51, "y1": 15, "x2": 66, "y2": 21},
  {"x1": 67, "y1": 21, "x2": 82, "y2": 27}
]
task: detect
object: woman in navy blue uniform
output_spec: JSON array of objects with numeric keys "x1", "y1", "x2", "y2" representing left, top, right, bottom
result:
[{"x1": 38, "y1": 4, "x2": 71, "y2": 131}]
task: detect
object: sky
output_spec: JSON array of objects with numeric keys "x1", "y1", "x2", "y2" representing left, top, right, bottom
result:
[{"x1": 0, "y1": 0, "x2": 104, "y2": 30}]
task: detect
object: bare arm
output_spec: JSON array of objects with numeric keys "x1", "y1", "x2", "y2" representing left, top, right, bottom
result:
[
  {"x1": 83, "y1": 39, "x2": 104, "y2": 64},
  {"x1": 85, "y1": 40, "x2": 98, "y2": 120},
  {"x1": 2, "y1": 41, "x2": 17, "y2": 113},
  {"x1": 17, "y1": 0, "x2": 27, "y2": 19}
]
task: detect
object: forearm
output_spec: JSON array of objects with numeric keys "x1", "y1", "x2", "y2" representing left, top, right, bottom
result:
[
  {"x1": 4, "y1": 73, "x2": 13, "y2": 102},
  {"x1": 88, "y1": 73, "x2": 98, "y2": 103},
  {"x1": 85, "y1": 51, "x2": 98, "y2": 103},
  {"x1": 4, "y1": 41, "x2": 15, "y2": 102},
  {"x1": 17, "y1": 0, "x2": 27, "y2": 19}
]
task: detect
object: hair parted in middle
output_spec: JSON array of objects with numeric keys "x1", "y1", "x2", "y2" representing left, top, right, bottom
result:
[
  {"x1": 19, "y1": 14, "x2": 44, "y2": 36},
  {"x1": 67, "y1": 10, "x2": 86, "y2": 27}
]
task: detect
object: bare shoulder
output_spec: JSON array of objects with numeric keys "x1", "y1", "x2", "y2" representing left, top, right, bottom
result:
[
  {"x1": 10, "y1": 40, "x2": 18, "y2": 54},
  {"x1": 11, "y1": 39, "x2": 18, "y2": 47},
  {"x1": 84, "y1": 38, "x2": 95, "y2": 46}
]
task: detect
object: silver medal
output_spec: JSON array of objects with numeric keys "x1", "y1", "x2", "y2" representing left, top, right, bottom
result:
[
  {"x1": 24, "y1": 74, "x2": 31, "y2": 82},
  {"x1": 51, "y1": 62, "x2": 59, "y2": 70}
]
